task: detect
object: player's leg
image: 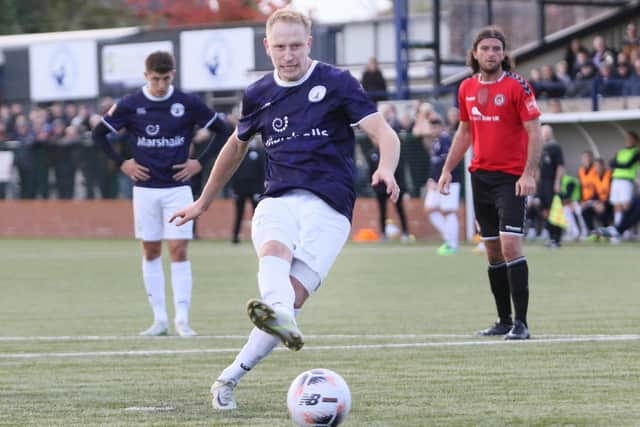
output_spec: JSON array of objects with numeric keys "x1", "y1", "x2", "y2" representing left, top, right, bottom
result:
[
  {"x1": 439, "y1": 182, "x2": 461, "y2": 254},
  {"x1": 425, "y1": 180, "x2": 446, "y2": 244},
  {"x1": 472, "y1": 172, "x2": 513, "y2": 336},
  {"x1": 163, "y1": 186, "x2": 196, "y2": 336},
  {"x1": 134, "y1": 187, "x2": 169, "y2": 336},
  {"x1": 496, "y1": 177, "x2": 530, "y2": 340}
]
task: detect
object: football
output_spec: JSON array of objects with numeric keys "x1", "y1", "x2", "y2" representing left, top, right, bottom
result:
[{"x1": 286, "y1": 368, "x2": 351, "y2": 426}]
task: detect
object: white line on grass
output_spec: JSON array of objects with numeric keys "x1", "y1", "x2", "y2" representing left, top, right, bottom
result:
[
  {"x1": 124, "y1": 406, "x2": 176, "y2": 412},
  {"x1": 0, "y1": 333, "x2": 627, "y2": 342},
  {"x1": 1, "y1": 335, "x2": 638, "y2": 359}
]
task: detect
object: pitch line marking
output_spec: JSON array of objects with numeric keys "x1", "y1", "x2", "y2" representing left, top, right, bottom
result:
[
  {"x1": 0, "y1": 333, "x2": 627, "y2": 342},
  {"x1": 1, "y1": 335, "x2": 638, "y2": 359}
]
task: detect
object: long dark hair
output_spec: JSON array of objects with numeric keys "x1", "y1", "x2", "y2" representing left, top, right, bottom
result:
[{"x1": 467, "y1": 26, "x2": 513, "y2": 73}]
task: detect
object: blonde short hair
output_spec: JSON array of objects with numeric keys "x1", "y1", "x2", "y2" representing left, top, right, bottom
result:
[{"x1": 266, "y1": 8, "x2": 312, "y2": 36}]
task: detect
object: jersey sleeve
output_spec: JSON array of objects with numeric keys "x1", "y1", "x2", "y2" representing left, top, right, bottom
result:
[
  {"x1": 189, "y1": 94, "x2": 218, "y2": 128},
  {"x1": 339, "y1": 72, "x2": 378, "y2": 125},
  {"x1": 237, "y1": 92, "x2": 259, "y2": 142},
  {"x1": 102, "y1": 98, "x2": 131, "y2": 133},
  {"x1": 515, "y1": 78, "x2": 541, "y2": 122}
]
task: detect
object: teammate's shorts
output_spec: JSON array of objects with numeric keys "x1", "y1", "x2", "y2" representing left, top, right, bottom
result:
[
  {"x1": 133, "y1": 185, "x2": 194, "y2": 241},
  {"x1": 424, "y1": 182, "x2": 461, "y2": 211},
  {"x1": 471, "y1": 169, "x2": 526, "y2": 238},
  {"x1": 251, "y1": 190, "x2": 351, "y2": 294},
  {"x1": 609, "y1": 179, "x2": 634, "y2": 204}
]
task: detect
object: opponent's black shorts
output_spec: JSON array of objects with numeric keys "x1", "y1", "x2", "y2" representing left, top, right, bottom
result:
[
  {"x1": 471, "y1": 169, "x2": 526, "y2": 238},
  {"x1": 537, "y1": 179, "x2": 555, "y2": 210}
]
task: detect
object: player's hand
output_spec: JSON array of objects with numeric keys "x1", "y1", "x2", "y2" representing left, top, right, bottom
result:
[
  {"x1": 121, "y1": 159, "x2": 150, "y2": 182},
  {"x1": 516, "y1": 173, "x2": 536, "y2": 196},
  {"x1": 371, "y1": 168, "x2": 400, "y2": 203},
  {"x1": 169, "y1": 200, "x2": 205, "y2": 226},
  {"x1": 437, "y1": 172, "x2": 452, "y2": 195},
  {"x1": 172, "y1": 159, "x2": 203, "y2": 182}
]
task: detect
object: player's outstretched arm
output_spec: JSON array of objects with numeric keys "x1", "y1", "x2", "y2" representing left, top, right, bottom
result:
[
  {"x1": 170, "y1": 130, "x2": 249, "y2": 226},
  {"x1": 359, "y1": 112, "x2": 401, "y2": 202},
  {"x1": 516, "y1": 118, "x2": 542, "y2": 196},
  {"x1": 438, "y1": 121, "x2": 471, "y2": 195}
]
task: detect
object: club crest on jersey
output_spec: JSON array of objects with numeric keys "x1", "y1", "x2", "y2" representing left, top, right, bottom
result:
[
  {"x1": 494, "y1": 94, "x2": 505, "y2": 106},
  {"x1": 170, "y1": 103, "x2": 185, "y2": 117},
  {"x1": 136, "y1": 107, "x2": 146, "y2": 115},
  {"x1": 308, "y1": 85, "x2": 327, "y2": 103},
  {"x1": 145, "y1": 124, "x2": 160, "y2": 136},
  {"x1": 272, "y1": 116, "x2": 289, "y2": 133}
]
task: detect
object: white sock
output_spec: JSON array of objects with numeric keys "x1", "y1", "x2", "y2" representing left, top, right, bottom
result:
[
  {"x1": 614, "y1": 211, "x2": 622, "y2": 226},
  {"x1": 142, "y1": 257, "x2": 168, "y2": 324},
  {"x1": 444, "y1": 212, "x2": 459, "y2": 249},
  {"x1": 258, "y1": 256, "x2": 294, "y2": 315},
  {"x1": 218, "y1": 311, "x2": 300, "y2": 383},
  {"x1": 429, "y1": 211, "x2": 446, "y2": 239},
  {"x1": 171, "y1": 261, "x2": 192, "y2": 325},
  {"x1": 564, "y1": 206, "x2": 578, "y2": 239}
]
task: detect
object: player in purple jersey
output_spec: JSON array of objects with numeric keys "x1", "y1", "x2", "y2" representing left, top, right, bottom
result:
[
  {"x1": 92, "y1": 51, "x2": 231, "y2": 337},
  {"x1": 170, "y1": 8, "x2": 400, "y2": 410}
]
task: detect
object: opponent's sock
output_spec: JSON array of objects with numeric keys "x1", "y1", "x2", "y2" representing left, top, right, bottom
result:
[
  {"x1": 171, "y1": 260, "x2": 192, "y2": 325},
  {"x1": 488, "y1": 261, "x2": 512, "y2": 324},
  {"x1": 507, "y1": 257, "x2": 529, "y2": 326},
  {"x1": 142, "y1": 257, "x2": 168, "y2": 323}
]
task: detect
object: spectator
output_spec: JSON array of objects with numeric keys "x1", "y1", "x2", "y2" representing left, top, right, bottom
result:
[
  {"x1": 361, "y1": 56, "x2": 388, "y2": 102},
  {"x1": 609, "y1": 130, "x2": 640, "y2": 231},
  {"x1": 554, "y1": 60, "x2": 574, "y2": 96},
  {"x1": 623, "y1": 58, "x2": 640, "y2": 95},
  {"x1": 597, "y1": 63, "x2": 623, "y2": 96},
  {"x1": 537, "y1": 64, "x2": 566, "y2": 98},
  {"x1": 622, "y1": 22, "x2": 640, "y2": 57},
  {"x1": 591, "y1": 35, "x2": 616, "y2": 69},
  {"x1": 230, "y1": 138, "x2": 265, "y2": 244},
  {"x1": 11, "y1": 114, "x2": 37, "y2": 199},
  {"x1": 565, "y1": 38, "x2": 588, "y2": 77},
  {"x1": 581, "y1": 157, "x2": 613, "y2": 237}
]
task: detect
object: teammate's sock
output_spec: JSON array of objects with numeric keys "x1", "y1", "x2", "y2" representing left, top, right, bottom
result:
[
  {"x1": 614, "y1": 211, "x2": 622, "y2": 227},
  {"x1": 142, "y1": 257, "x2": 168, "y2": 323},
  {"x1": 258, "y1": 256, "x2": 294, "y2": 316},
  {"x1": 488, "y1": 261, "x2": 512, "y2": 324},
  {"x1": 429, "y1": 211, "x2": 446, "y2": 239},
  {"x1": 219, "y1": 310, "x2": 301, "y2": 383},
  {"x1": 507, "y1": 257, "x2": 529, "y2": 326},
  {"x1": 444, "y1": 212, "x2": 459, "y2": 249},
  {"x1": 171, "y1": 260, "x2": 192, "y2": 325}
]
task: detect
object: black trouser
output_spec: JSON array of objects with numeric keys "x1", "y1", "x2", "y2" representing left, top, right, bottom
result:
[
  {"x1": 582, "y1": 201, "x2": 613, "y2": 232},
  {"x1": 617, "y1": 196, "x2": 640, "y2": 234},
  {"x1": 232, "y1": 193, "x2": 259, "y2": 242},
  {"x1": 376, "y1": 190, "x2": 408, "y2": 235}
]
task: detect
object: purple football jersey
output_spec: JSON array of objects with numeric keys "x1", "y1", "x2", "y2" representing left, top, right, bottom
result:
[
  {"x1": 103, "y1": 85, "x2": 218, "y2": 188},
  {"x1": 237, "y1": 61, "x2": 377, "y2": 220}
]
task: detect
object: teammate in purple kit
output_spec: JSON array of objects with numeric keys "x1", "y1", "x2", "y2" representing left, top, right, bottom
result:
[
  {"x1": 170, "y1": 8, "x2": 400, "y2": 410},
  {"x1": 92, "y1": 51, "x2": 231, "y2": 337}
]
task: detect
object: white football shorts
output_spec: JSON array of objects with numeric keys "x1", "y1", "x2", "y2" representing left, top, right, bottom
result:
[
  {"x1": 609, "y1": 179, "x2": 634, "y2": 204},
  {"x1": 424, "y1": 182, "x2": 461, "y2": 212},
  {"x1": 251, "y1": 190, "x2": 351, "y2": 294},
  {"x1": 133, "y1": 185, "x2": 194, "y2": 241}
]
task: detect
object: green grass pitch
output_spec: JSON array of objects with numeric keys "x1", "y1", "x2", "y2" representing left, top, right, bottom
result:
[{"x1": 0, "y1": 238, "x2": 638, "y2": 426}]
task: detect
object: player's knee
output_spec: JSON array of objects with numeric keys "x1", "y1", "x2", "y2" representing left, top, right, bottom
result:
[
  {"x1": 259, "y1": 240, "x2": 292, "y2": 260},
  {"x1": 290, "y1": 261, "x2": 321, "y2": 307}
]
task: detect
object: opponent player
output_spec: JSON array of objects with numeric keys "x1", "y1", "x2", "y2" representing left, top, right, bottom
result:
[
  {"x1": 437, "y1": 26, "x2": 542, "y2": 340},
  {"x1": 170, "y1": 8, "x2": 400, "y2": 409},
  {"x1": 92, "y1": 51, "x2": 231, "y2": 336}
]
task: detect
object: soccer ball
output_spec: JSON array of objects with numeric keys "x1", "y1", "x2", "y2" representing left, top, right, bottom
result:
[{"x1": 286, "y1": 368, "x2": 351, "y2": 426}]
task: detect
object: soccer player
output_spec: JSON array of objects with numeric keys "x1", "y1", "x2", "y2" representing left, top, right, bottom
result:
[
  {"x1": 609, "y1": 130, "x2": 640, "y2": 232},
  {"x1": 437, "y1": 26, "x2": 542, "y2": 340},
  {"x1": 92, "y1": 51, "x2": 231, "y2": 337},
  {"x1": 539, "y1": 124, "x2": 565, "y2": 247},
  {"x1": 170, "y1": 8, "x2": 400, "y2": 409},
  {"x1": 423, "y1": 113, "x2": 461, "y2": 255}
]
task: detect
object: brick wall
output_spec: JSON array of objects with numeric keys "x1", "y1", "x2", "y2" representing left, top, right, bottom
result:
[{"x1": 0, "y1": 198, "x2": 465, "y2": 240}]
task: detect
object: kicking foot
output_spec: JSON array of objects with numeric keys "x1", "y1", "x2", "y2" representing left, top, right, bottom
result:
[{"x1": 247, "y1": 299, "x2": 304, "y2": 351}]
